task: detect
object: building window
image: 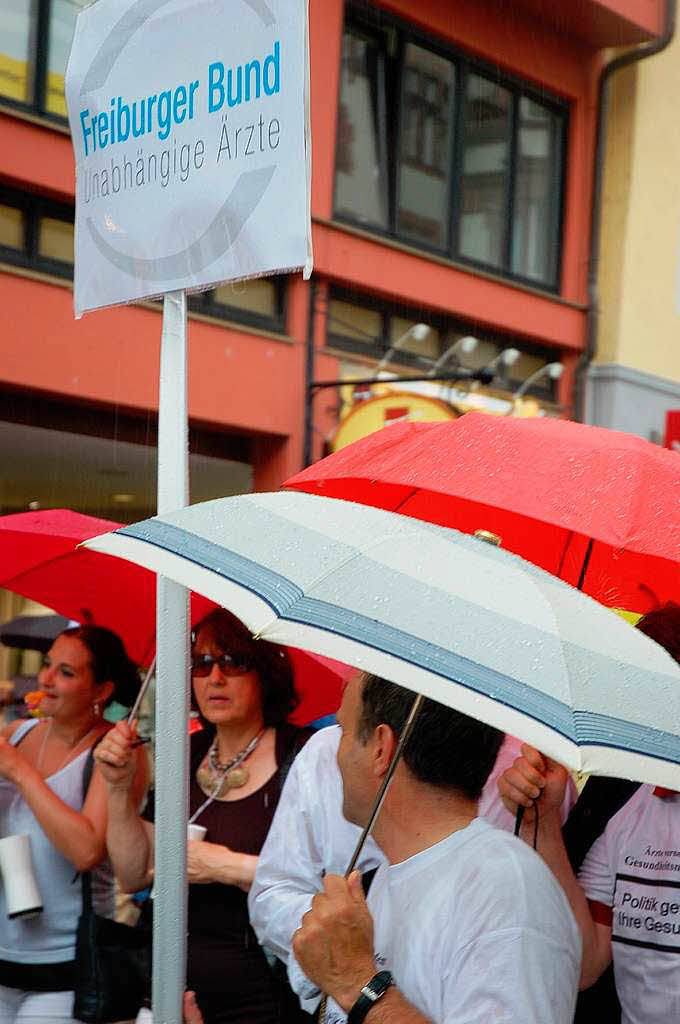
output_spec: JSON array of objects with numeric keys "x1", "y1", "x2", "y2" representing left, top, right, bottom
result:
[
  {"x1": 397, "y1": 45, "x2": 455, "y2": 249},
  {"x1": 334, "y1": 30, "x2": 389, "y2": 230},
  {"x1": 38, "y1": 214, "x2": 73, "y2": 263},
  {"x1": 326, "y1": 287, "x2": 561, "y2": 400},
  {"x1": 0, "y1": 203, "x2": 26, "y2": 251},
  {"x1": 0, "y1": 187, "x2": 74, "y2": 277},
  {"x1": 0, "y1": 185, "x2": 286, "y2": 331},
  {"x1": 512, "y1": 98, "x2": 563, "y2": 284},
  {"x1": 458, "y1": 75, "x2": 511, "y2": 269},
  {"x1": 334, "y1": 10, "x2": 566, "y2": 291},
  {"x1": 188, "y1": 276, "x2": 286, "y2": 332},
  {"x1": 0, "y1": 0, "x2": 89, "y2": 121},
  {"x1": 0, "y1": 2, "x2": 37, "y2": 106}
]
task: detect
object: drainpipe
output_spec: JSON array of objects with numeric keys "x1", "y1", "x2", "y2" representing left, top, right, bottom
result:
[{"x1": 573, "y1": 0, "x2": 676, "y2": 422}]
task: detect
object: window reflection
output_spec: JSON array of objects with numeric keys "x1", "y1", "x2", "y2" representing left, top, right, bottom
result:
[
  {"x1": 334, "y1": 31, "x2": 388, "y2": 229},
  {"x1": 458, "y1": 74, "x2": 511, "y2": 269},
  {"x1": 397, "y1": 44, "x2": 454, "y2": 249},
  {"x1": 0, "y1": 1, "x2": 38, "y2": 104},
  {"x1": 512, "y1": 98, "x2": 562, "y2": 285},
  {"x1": 46, "y1": 0, "x2": 89, "y2": 116}
]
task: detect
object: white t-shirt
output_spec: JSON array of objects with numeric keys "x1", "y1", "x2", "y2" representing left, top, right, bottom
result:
[
  {"x1": 579, "y1": 785, "x2": 680, "y2": 1024},
  {"x1": 250, "y1": 726, "x2": 573, "y2": 1012},
  {"x1": 324, "y1": 818, "x2": 580, "y2": 1024},
  {"x1": 249, "y1": 726, "x2": 384, "y2": 1011}
]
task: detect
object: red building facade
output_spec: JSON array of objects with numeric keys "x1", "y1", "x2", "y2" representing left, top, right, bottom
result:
[{"x1": 0, "y1": 0, "x2": 666, "y2": 520}]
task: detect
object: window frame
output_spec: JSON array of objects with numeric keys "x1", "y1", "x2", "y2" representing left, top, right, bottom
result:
[
  {"x1": 0, "y1": 184, "x2": 288, "y2": 332},
  {"x1": 188, "y1": 277, "x2": 287, "y2": 334},
  {"x1": 0, "y1": 0, "x2": 72, "y2": 126},
  {"x1": 335, "y1": 5, "x2": 568, "y2": 293},
  {"x1": 0, "y1": 185, "x2": 74, "y2": 279}
]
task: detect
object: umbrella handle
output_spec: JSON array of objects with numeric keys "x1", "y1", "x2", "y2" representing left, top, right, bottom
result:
[{"x1": 514, "y1": 804, "x2": 525, "y2": 837}]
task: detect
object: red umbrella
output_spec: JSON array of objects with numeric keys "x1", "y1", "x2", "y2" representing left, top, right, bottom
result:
[
  {"x1": 286, "y1": 414, "x2": 680, "y2": 613},
  {"x1": 0, "y1": 509, "x2": 346, "y2": 722}
]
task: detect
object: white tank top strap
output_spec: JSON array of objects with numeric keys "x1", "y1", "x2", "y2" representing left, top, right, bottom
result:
[{"x1": 9, "y1": 718, "x2": 40, "y2": 746}]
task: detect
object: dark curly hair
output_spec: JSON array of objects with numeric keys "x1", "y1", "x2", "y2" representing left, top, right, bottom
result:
[
  {"x1": 61, "y1": 625, "x2": 141, "y2": 708},
  {"x1": 191, "y1": 609, "x2": 299, "y2": 728},
  {"x1": 356, "y1": 672, "x2": 503, "y2": 800}
]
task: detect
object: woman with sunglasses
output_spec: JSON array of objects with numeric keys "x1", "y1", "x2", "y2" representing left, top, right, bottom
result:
[{"x1": 95, "y1": 609, "x2": 313, "y2": 1024}]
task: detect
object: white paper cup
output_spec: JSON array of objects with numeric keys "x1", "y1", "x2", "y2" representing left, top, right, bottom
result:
[
  {"x1": 0, "y1": 834, "x2": 43, "y2": 919},
  {"x1": 188, "y1": 824, "x2": 207, "y2": 841}
]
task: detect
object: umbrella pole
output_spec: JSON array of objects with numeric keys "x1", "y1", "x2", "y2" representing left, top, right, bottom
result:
[
  {"x1": 153, "y1": 290, "x2": 191, "y2": 1024},
  {"x1": 345, "y1": 693, "x2": 425, "y2": 877},
  {"x1": 127, "y1": 655, "x2": 156, "y2": 726}
]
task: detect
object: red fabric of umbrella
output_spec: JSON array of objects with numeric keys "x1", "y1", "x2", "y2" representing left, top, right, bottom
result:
[
  {"x1": 286, "y1": 414, "x2": 680, "y2": 613},
  {"x1": 0, "y1": 509, "x2": 346, "y2": 722}
]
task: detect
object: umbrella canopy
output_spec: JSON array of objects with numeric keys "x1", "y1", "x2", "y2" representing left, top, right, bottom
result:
[
  {"x1": 285, "y1": 415, "x2": 680, "y2": 612},
  {"x1": 0, "y1": 509, "x2": 345, "y2": 724},
  {"x1": 0, "y1": 613, "x2": 71, "y2": 653},
  {"x1": 84, "y1": 491, "x2": 680, "y2": 789}
]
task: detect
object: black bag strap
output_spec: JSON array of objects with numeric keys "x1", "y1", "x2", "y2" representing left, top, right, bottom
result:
[
  {"x1": 563, "y1": 775, "x2": 641, "y2": 873},
  {"x1": 79, "y1": 747, "x2": 97, "y2": 908}
]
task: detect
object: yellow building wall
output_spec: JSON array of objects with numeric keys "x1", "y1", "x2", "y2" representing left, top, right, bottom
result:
[{"x1": 597, "y1": 35, "x2": 680, "y2": 382}]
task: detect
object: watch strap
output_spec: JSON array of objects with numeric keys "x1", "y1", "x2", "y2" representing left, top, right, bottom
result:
[{"x1": 347, "y1": 970, "x2": 393, "y2": 1023}]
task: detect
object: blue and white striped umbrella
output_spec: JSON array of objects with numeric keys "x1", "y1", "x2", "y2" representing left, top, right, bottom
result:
[{"x1": 84, "y1": 491, "x2": 680, "y2": 789}]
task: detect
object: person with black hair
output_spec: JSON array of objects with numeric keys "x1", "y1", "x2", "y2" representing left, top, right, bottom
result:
[
  {"x1": 0, "y1": 625, "x2": 148, "y2": 1024},
  {"x1": 95, "y1": 608, "x2": 314, "y2": 1024},
  {"x1": 292, "y1": 672, "x2": 581, "y2": 1024},
  {"x1": 498, "y1": 602, "x2": 680, "y2": 1024}
]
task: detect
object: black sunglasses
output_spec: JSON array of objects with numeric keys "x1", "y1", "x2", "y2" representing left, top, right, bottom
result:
[{"x1": 190, "y1": 653, "x2": 254, "y2": 677}]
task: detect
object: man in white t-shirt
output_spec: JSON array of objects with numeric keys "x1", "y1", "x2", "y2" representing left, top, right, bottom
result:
[
  {"x1": 498, "y1": 602, "x2": 680, "y2": 1024},
  {"x1": 249, "y1": 727, "x2": 578, "y2": 1013},
  {"x1": 500, "y1": 749, "x2": 680, "y2": 1024},
  {"x1": 291, "y1": 674, "x2": 581, "y2": 1024},
  {"x1": 579, "y1": 784, "x2": 680, "y2": 1023}
]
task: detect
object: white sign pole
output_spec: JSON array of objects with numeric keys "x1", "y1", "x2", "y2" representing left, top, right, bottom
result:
[
  {"x1": 155, "y1": 290, "x2": 190, "y2": 1024},
  {"x1": 65, "y1": 6, "x2": 312, "y2": 1017}
]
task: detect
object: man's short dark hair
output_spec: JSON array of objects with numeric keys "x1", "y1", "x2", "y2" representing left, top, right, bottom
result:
[{"x1": 356, "y1": 673, "x2": 503, "y2": 800}]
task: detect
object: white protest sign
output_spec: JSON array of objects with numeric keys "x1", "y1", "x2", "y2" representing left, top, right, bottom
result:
[{"x1": 66, "y1": 0, "x2": 311, "y2": 316}]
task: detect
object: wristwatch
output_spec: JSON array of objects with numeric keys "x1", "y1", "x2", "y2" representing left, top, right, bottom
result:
[{"x1": 347, "y1": 970, "x2": 394, "y2": 1023}]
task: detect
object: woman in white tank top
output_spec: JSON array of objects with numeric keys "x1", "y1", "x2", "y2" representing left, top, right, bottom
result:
[{"x1": 0, "y1": 626, "x2": 148, "y2": 1024}]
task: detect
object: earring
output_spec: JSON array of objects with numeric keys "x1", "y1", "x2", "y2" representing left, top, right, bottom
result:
[{"x1": 94, "y1": 702, "x2": 100, "y2": 717}]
